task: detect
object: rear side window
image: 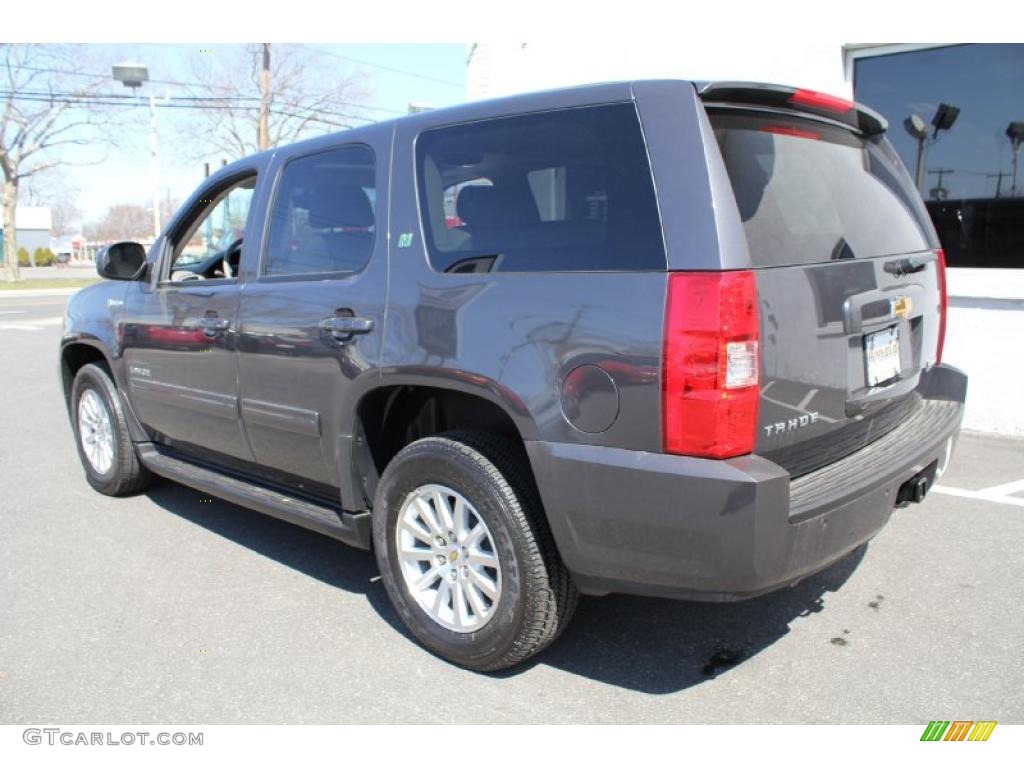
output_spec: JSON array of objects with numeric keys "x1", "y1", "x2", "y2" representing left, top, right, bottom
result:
[
  {"x1": 264, "y1": 145, "x2": 375, "y2": 276},
  {"x1": 710, "y1": 110, "x2": 934, "y2": 267},
  {"x1": 416, "y1": 104, "x2": 666, "y2": 273}
]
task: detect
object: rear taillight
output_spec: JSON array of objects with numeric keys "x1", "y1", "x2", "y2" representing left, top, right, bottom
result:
[
  {"x1": 663, "y1": 271, "x2": 760, "y2": 459},
  {"x1": 936, "y1": 248, "x2": 948, "y2": 365}
]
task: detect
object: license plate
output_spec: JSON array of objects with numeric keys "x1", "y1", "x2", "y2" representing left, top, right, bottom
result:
[{"x1": 864, "y1": 326, "x2": 901, "y2": 387}]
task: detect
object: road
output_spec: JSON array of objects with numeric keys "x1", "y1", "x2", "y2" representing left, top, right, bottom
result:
[{"x1": 1, "y1": 295, "x2": 1022, "y2": 724}]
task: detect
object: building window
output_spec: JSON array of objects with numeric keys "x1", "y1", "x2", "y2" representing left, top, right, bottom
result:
[{"x1": 854, "y1": 44, "x2": 1024, "y2": 268}]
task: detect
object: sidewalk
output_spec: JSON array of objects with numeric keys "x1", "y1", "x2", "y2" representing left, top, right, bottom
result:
[
  {"x1": 17, "y1": 264, "x2": 97, "y2": 280},
  {"x1": 0, "y1": 287, "x2": 84, "y2": 298}
]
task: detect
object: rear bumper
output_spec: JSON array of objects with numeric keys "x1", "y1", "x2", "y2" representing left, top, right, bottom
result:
[{"x1": 526, "y1": 364, "x2": 967, "y2": 601}]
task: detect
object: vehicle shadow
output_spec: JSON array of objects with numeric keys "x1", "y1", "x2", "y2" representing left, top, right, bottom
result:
[
  {"x1": 145, "y1": 479, "x2": 866, "y2": 695},
  {"x1": 522, "y1": 547, "x2": 865, "y2": 693}
]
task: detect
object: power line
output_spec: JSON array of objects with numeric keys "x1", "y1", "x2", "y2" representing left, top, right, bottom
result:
[
  {"x1": 1, "y1": 90, "x2": 380, "y2": 125},
  {"x1": 9, "y1": 88, "x2": 260, "y2": 102},
  {"x1": 293, "y1": 44, "x2": 463, "y2": 90},
  {"x1": 10, "y1": 61, "x2": 410, "y2": 115}
]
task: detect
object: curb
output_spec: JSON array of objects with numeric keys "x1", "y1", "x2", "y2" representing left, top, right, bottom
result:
[{"x1": 0, "y1": 288, "x2": 82, "y2": 298}]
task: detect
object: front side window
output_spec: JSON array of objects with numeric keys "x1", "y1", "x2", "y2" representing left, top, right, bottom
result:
[
  {"x1": 169, "y1": 176, "x2": 256, "y2": 280},
  {"x1": 416, "y1": 104, "x2": 666, "y2": 273},
  {"x1": 264, "y1": 145, "x2": 376, "y2": 276}
]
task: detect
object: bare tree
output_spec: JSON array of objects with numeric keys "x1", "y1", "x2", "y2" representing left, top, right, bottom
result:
[
  {"x1": 186, "y1": 44, "x2": 372, "y2": 160},
  {"x1": 51, "y1": 197, "x2": 82, "y2": 238},
  {"x1": 159, "y1": 195, "x2": 181, "y2": 229},
  {"x1": 24, "y1": 170, "x2": 82, "y2": 237},
  {"x1": 0, "y1": 44, "x2": 111, "y2": 281},
  {"x1": 84, "y1": 203, "x2": 152, "y2": 243}
]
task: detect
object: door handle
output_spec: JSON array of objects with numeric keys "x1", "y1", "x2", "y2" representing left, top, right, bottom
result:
[
  {"x1": 196, "y1": 316, "x2": 230, "y2": 337},
  {"x1": 319, "y1": 315, "x2": 373, "y2": 340}
]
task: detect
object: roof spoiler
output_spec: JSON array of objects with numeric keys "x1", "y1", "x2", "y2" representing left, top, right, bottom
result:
[{"x1": 698, "y1": 81, "x2": 887, "y2": 136}]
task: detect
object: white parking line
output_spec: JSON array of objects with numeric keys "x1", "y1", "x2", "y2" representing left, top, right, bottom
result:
[
  {"x1": 0, "y1": 310, "x2": 26, "y2": 315},
  {"x1": 931, "y1": 484, "x2": 1024, "y2": 508},
  {"x1": 977, "y1": 478, "x2": 1024, "y2": 497},
  {"x1": 795, "y1": 388, "x2": 819, "y2": 411}
]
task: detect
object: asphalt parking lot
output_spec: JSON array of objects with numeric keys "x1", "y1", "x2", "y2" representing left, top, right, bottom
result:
[{"x1": 2, "y1": 293, "x2": 1022, "y2": 724}]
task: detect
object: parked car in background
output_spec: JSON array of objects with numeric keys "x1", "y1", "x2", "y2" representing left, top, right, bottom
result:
[{"x1": 60, "y1": 80, "x2": 966, "y2": 671}]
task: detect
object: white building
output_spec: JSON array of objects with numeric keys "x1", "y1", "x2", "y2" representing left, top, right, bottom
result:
[{"x1": 1, "y1": 206, "x2": 52, "y2": 259}]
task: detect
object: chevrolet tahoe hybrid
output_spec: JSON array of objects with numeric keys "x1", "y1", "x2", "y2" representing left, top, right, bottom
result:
[{"x1": 60, "y1": 80, "x2": 968, "y2": 670}]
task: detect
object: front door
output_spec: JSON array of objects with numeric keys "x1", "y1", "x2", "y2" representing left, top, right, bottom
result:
[
  {"x1": 122, "y1": 171, "x2": 261, "y2": 467},
  {"x1": 236, "y1": 138, "x2": 389, "y2": 502}
]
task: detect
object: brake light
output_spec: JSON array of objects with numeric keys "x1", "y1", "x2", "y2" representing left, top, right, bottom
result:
[
  {"x1": 759, "y1": 124, "x2": 821, "y2": 140},
  {"x1": 663, "y1": 271, "x2": 760, "y2": 459},
  {"x1": 936, "y1": 248, "x2": 948, "y2": 365},
  {"x1": 789, "y1": 88, "x2": 854, "y2": 115}
]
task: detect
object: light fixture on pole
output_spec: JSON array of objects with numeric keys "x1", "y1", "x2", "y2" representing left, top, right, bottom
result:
[
  {"x1": 112, "y1": 62, "x2": 168, "y2": 241},
  {"x1": 903, "y1": 114, "x2": 928, "y2": 192},
  {"x1": 931, "y1": 103, "x2": 960, "y2": 137},
  {"x1": 904, "y1": 103, "x2": 960, "y2": 196},
  {"x1": 1007, "y1": 121, "x2": 1024, "y2": 197}
]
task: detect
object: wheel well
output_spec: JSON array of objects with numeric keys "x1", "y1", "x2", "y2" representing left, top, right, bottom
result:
[
  {"x1": 60, "y1": 344, "x2": 109, "y2": 411},
  {"x1": 355, "y1": 386, "x2": 527, "y2": 503}
]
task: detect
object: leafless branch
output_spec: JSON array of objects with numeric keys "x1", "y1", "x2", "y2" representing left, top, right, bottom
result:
[{"x1": 181, "y1": 43, "x2": 372, "y2": 163}]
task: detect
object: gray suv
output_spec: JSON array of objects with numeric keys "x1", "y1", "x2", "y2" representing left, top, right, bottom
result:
[{"x1": 60, "y1": 80, "x2": 967, "y2": 670}]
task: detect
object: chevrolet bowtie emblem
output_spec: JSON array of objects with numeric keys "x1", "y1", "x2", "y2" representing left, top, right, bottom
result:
[{"x1": 892, "y1": 296, "x2": 911, "y2": 319}]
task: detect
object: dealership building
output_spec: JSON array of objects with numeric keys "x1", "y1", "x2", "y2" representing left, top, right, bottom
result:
[{"x1": 466, "y1": 43, "x2": 1024, "y2": 434}]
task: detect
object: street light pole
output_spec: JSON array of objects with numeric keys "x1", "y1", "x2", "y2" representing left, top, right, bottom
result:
[
  {"x1": 913, "y1": 134, "x2": 926, "y2": 192},
  {"x1": 1007, "y1": 122, "x2": 1024, "y2": 197},
  {"x1": 112, "y1": 63, "x2": 169, "y2": 241},
  {"x1": 1013, "y1": 143, "x2": 1021, "y2": 197}
]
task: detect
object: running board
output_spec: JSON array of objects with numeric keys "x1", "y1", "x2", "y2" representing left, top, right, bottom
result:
[{"x1": 136, "y1": 445, "x2": 372, "y2": 549}]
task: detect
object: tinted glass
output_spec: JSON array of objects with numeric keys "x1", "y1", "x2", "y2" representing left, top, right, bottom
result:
[
  {"x1": 416, "y1": 104, "x2": 666, "y2": 273},
  {"x1": 172, "y1": 177, "x2": 256, "y2": 273},
  {"x1": 854, "y1": 44, "x2": 1024, "y2": 268},
  {"x1": 264, "y1": 145, "x2": 375, "y2": 276},
  {"x1": 711, "y1": 110, "x2": 933, "y2": 267}
]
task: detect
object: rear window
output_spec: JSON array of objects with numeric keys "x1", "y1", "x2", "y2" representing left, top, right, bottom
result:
[
  {"x1": 416, "y1": 104, "x2": 666, "y2": 273},
  {"x1": 710, "y1": 110, "x2": 934, "y2": 267}
]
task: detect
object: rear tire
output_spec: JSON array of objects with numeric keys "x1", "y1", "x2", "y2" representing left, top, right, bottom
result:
[
  {"x1": 70, "y1": 363, "x2": 152, "y2": 496},
  {"x1": 372, "y1": 431, "x2": 577, "y2": 671}
]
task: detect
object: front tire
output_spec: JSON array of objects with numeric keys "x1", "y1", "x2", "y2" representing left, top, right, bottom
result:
[
  {"x1": 70, "y1": 363, "x2": 151, "y2": 496},
  {"x1": 372, "y1": 431, "x2": 577, "y2": 671}
]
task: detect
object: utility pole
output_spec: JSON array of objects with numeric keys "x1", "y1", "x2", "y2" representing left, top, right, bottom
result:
[
  {"x1": 927, "y1": 168, "x2": 955, "y2": 201},
  {"x1": 148, "y1": 93, "x2": 162, "y2": 240},
  {"x1": 258, "y1": 44, "x2": 271, "y2": 151},
  {"x1": 985, "y1": 171, "x2": 1008, "y2": 198}
]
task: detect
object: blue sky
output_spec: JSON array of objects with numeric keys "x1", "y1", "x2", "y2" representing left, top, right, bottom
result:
[{"x1": 47, "y1": 44, "x2": 467, "y2": 223}]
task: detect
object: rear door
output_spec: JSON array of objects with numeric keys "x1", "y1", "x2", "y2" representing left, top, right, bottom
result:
[
  {"x1": 235, "y1": 137, "x2": 389, "y2": 502},
  {"x1": 706, "y1": 107, "x2": 943, "y2": 477}
]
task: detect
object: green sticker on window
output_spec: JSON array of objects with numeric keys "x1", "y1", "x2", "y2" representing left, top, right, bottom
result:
[{"x1": 397, "y1": 232, "x2": 413, "y2": 248}]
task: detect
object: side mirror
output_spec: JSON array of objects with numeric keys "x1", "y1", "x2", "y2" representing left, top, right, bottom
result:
[{"x1": 96, "y1": 241, "x2": 148, "y2": 281}]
